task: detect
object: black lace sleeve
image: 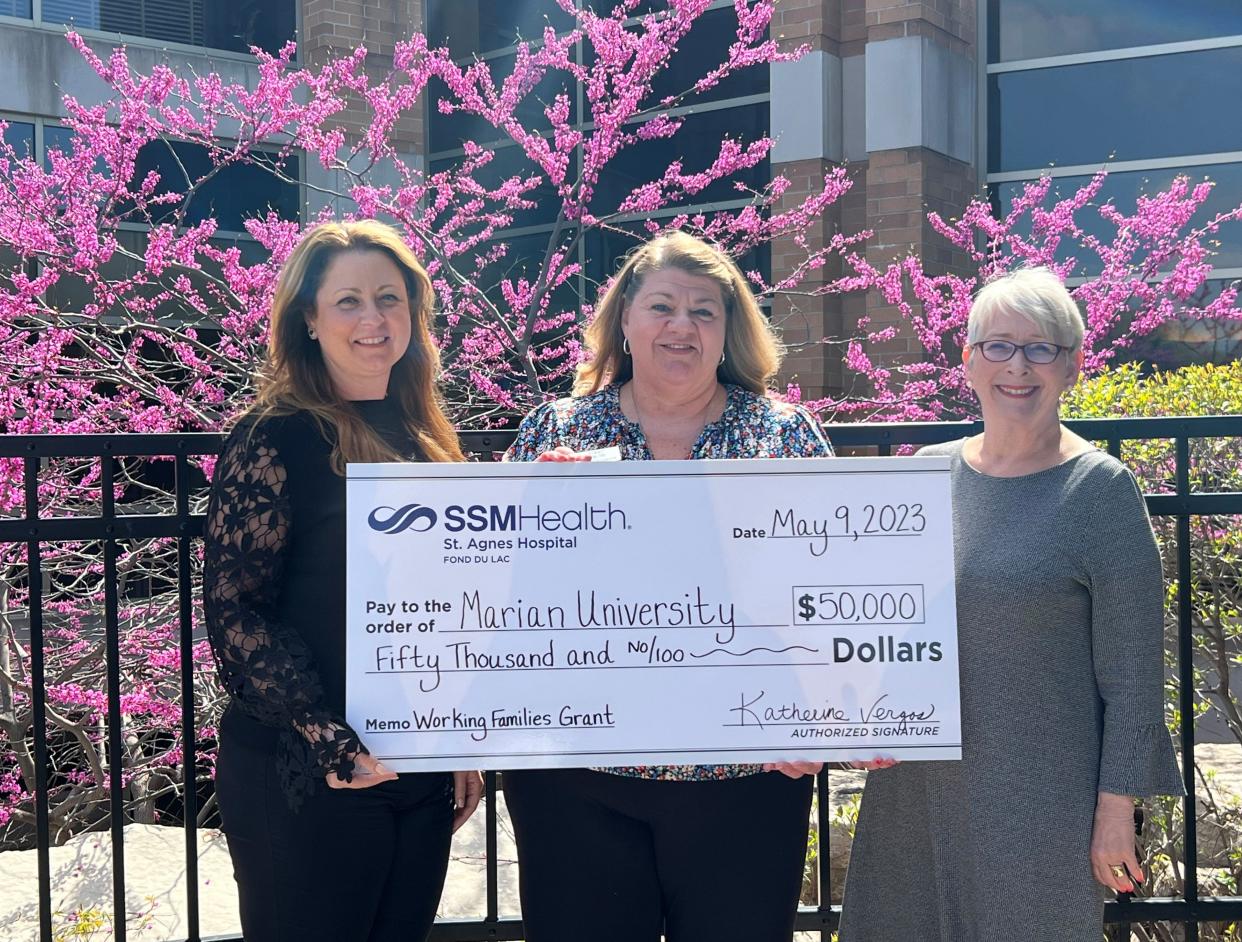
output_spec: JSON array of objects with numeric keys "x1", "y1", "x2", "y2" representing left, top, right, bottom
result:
[{"x1": 202, "y1": 421, "x2": 365, "y2": 803}]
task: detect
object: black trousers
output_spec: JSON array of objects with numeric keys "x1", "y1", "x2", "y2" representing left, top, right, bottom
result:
[
  {"x1": 504, "y1": 768, "x2": 814, "y2": 942},
  {"x1": 215, "y1": 732, "x2": 454, "y2": 942}
]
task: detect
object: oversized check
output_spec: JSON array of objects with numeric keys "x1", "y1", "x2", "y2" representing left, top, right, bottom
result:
[{"x1": 345, "y1": 457, "x2": 961, "y2": 771}]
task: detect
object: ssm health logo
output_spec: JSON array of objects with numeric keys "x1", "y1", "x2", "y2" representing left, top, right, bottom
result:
[
  {"x1": 366, "y1": 500, "x2": 629, "y2": 535},
  {"x1": 367, "y1": 504, "x2": 438, "y2": 534}
]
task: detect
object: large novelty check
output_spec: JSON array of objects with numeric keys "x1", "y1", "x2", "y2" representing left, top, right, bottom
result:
[{"x1": 345, "y1": 457, "x2": 962, "y2": 772}]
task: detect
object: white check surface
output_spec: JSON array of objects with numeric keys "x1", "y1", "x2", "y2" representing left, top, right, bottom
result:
[{"x1": 346, "y1": 457, "x2": 962, "y2": 771}]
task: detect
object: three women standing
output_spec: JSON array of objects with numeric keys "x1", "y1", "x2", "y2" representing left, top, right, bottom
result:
[
  {"x1": 205, "y1": 222, "x2": 1181, "y2": 942},
  {"x1": 203, "y1": 221, "x2": 482, "y2": 942}
]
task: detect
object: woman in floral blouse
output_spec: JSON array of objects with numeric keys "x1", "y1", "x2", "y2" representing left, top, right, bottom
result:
[{"x1": 503, "y1": 231, "x2": 830, "y2": 942}]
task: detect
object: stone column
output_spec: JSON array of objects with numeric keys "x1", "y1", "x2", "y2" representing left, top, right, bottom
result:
[
  {"x1": 860, "y1": 0, "x2": 976, "y2": 368},
  {"x1": 771, "y1": 0, "x2": 979, "y2": 400},
  {"x1": 770, "y1": 1, "x2": 853, "y2": 397}
]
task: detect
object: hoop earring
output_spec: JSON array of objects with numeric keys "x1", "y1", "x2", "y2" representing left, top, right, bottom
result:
[
  {"x1": 307, "y1": 327, "x2": 318, "y2": 340},
  {"x1": 719, "y1": 351, "x2": 726, "y2": 365},
  {"x1": 622, "y1": 337, "x2": 631, "y2": 356}
]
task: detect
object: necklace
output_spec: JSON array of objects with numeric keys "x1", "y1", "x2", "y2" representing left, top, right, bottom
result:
[{"x1": 628, "y1": 384, "x2": 722, "y2": 460}]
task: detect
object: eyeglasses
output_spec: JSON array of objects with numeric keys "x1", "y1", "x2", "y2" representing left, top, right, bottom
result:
[{"x1": 972, "y1": 339, "x2": 1070, "y2": 364}]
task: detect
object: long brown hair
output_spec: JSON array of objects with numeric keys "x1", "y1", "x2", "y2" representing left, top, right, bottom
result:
[
  {"x1": 573, "y1": 231, "x2": 783, "y2": 396},
  {"x1": 246, "y1": 220, "x2": 464, "y2": 470}
]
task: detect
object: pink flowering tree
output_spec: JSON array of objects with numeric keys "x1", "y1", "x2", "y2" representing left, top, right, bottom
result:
[
  {"x1": 0, "y1": 0, "x2": 1239, "y2": 848},
  {"x1": 829, "y1": 171, "x2": 1242, "y2": 422},
  {"x1": 0, "y1": 0, "x2": 869, "y2": 845}
]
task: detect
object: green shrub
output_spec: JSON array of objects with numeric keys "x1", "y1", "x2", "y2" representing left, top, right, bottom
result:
[{"x1": 1067, "y1": 363, "x2": 1242, "y2": 942}]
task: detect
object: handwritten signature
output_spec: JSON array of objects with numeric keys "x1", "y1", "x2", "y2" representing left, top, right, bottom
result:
[{"x1": 728, "y1": 690, "x2": 937, "y2": 729}]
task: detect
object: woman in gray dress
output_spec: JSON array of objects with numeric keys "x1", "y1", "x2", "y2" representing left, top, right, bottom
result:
[{"x1": 839, "y1": 267, "x2": 1183, "y2": 941}]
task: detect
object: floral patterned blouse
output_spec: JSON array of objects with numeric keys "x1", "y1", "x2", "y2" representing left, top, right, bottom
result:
[{"x1": 505, "y1": 382, "x2": 833, "y2": 781}]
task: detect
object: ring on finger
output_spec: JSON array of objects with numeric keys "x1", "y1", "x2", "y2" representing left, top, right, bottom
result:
[{"x1": 1109, "y1": 864, "x2": 1127, "y2": 880}]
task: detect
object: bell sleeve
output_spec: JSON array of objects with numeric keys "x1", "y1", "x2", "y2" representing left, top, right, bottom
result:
[{"x1": 1083, "y1": 464, "x2": 1184, "y2": 798}]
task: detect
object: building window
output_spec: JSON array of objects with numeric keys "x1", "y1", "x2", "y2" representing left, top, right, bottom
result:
[
  {"x1": 2, "y1": 120, "x2": 34, "y2": 157},
  {"x1": 6, "y1": 119, "x2": 302, "y2": 232},
  {"x1": 42, "y1": 125, "x2": 74, "y2": 163},
  {"x1": 984, "y1": 5, "x2": 1242, "y2": 366},
  {"x1": 987, "y1": 0, "x2": 1242, "y2": 63},
  {"x1": 0, "y1": 0, "x2": 32, "y2": 18},
  {"x1": 42, "y1": 0, "x2": 295, "y2": 56},
  {"x1": 991, "y1": 163, "x2": 1242, "y2": 276},
  {"x1": 988, "y1": 47, "x2": 1242, "y2": 172},
  {"x1": 590, "y1": 102, "x2": 769, "y2": 215},
  {"x1": 1136, "y1": 278, "x2": 1242, "y2": 367},
  {"x1": 3, "y1": 117, "x2": 301, "y2": 324},
  {"x1": 130, "y1": 139, "x2": 301, "y2": 233},
  {"x1": 427, "y1": 0, "x2": 575, "y2": 59}
]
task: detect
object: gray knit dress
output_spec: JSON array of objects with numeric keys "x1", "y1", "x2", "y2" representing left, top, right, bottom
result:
[{"x1": 839, "y1": 440, "x2": 1183, "y2": 942}]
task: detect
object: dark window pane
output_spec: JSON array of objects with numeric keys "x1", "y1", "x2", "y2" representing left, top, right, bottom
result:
[
  {"x1": 584, "y1": 223, "x2": 646, "y2": 289},
  {"x1": 43, "y1": 124, "x2": 111, "y2": 175},
  {"x1": 0, "y1": 0, "x2": 31, "y2": 16},
  {"x1": 130, "y1": 141, "x2": 300, "y2": 232},
  {"x1": 648, "y1": 6, "x2": 769, "y2": 106},
  {"x1": 45, "y1": 229, "x2": 270, "y2": 322},
  {"x1": 625, "y1": 1, "x2": 671, "y2": 15},
  {"x1": 428, "y1": 98, "x2": 498, "y2": 155},
  {"x1": 427, "y1": 0, "x2": 575, "y2": 57},
  {"x1": 590, "y1": 102, "x2": 769, "y2": 216},
  {"x1": 579, "y1": 6, "x2": 769, "y2": 108},
  {"x1": 428, "y1": 50, "x2": 577, "y2": 154},
  {"x1": 43, "y1": 125, "x2": 73, "y2": 155},
  {"x1": 44, "y1": 0, "x2": 198, "y2": 40},
  {"x1": 991, "y1": 162, "x2": 1242, "y2": 275},
  {"x1": 43, "y1": 0, "x2": 293, "y2": 55},
  {"x1": 45, "y1": 227, "x2": 146, "y2": 316},
  {"x1": 988, "y1": 0, "x2": 1242, "y2": 63},
  {"x1": 44, "y1": 124, "x2": 75, "y2": 171},
  {"x1": 1, "y1": 124, "x2": 35, "y2": 283},
  {"x1": 2, "y1": 121, "x2": 34, "y2": 159},
  {"x1": 105, "y1": 0, "x2": 203, "y2": 46},
  {"x1": 1139, "y1": 279, "x2": 1242, "y2": 366},
  {"x1": 476, "y1": 230, "x2": 577, "y2": 302},
  {"x1": 42, "y1": 0, "x2": 96, "y2": 27},
  {"x1": 204, "y1": 0, "x2": 295, "y2": 55},
  {"x1": 460, "y1": 228, "x2": 583, "y2": 398},
  {"x1": 0, "y1": 243, "x2": 26, "y2": 285},
  {"x1": 989, "y1": 48, "x2": 1242, "y2": 171}
]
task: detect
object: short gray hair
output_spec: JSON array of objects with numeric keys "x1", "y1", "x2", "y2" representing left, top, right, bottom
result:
[{"x1": 967, "y1": 267, "x2": 1085, "y2": 349}]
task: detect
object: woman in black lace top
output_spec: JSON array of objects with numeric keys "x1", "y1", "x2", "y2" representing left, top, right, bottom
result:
[{"x1": 203, "y1": 221, "x2": 482, "y2": 942}]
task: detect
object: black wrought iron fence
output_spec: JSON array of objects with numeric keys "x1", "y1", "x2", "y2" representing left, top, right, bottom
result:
[{"x1": 1, "y1": 415, "x2": 1240, "y2": 942}]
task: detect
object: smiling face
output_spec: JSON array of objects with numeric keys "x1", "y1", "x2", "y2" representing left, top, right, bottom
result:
[
  {"x1": 965, "y1": 306, "x2": 1081, "y2": 428},
  {"x1": 620, "y1": 267, "x2": 727, "y2": 393},
  {"x1": 306, "y1": 249, "x2": 413, "y2": 400}
]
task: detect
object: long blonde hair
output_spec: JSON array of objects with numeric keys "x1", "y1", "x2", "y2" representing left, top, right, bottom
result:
[
  {"x1": 246, "y1": 220, "x2": 464, "y2": 470},
  {"x1": 573, "y1": 231, "x2": 783, "y2": 396}
]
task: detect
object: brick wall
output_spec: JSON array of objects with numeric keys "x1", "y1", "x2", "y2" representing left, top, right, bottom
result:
[
  {"x1": 771, "y1": 2, "x2": 847, "y2": 394},
  {"x1": 770, "y1": 158, "x2": 858, "y2": 395},
  {"x1": 301, "y1": 0, "x2": 425, "y2": 153},
  {"x1": 864, "y1": 0, "x2": 974, "y2": 47},
  {"x1": 772, "y1": 0, "x2": 843, "y2": 54}
]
